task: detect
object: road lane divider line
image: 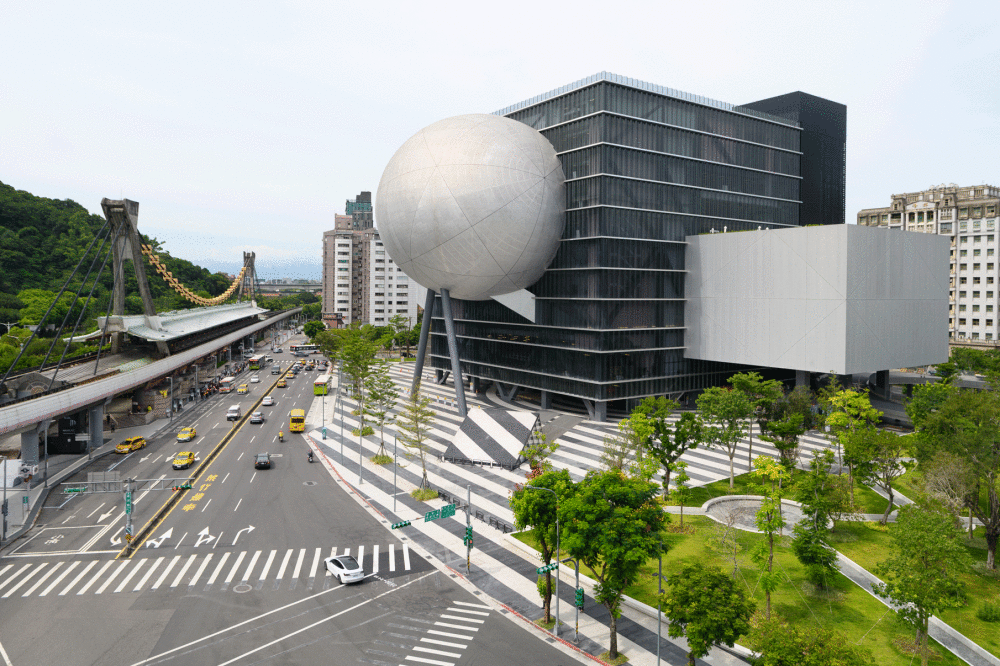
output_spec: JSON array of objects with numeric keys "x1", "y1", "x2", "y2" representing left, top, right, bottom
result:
[
  {"x1": 85, "y1": 502, "x2": 106, "y2": 519},
  {"x1": 201, "y1": 498, "x2": 212, "y2": 512},
  {"x1": 214, "y1": 571, "x2": 437, "y2": 666},
  {"x1": 41, "y1": 561, "x2": 79, "y2": 597},
  {"x1": 133, "y1": 557, "x2": 163, "y2": 592},
  {"x1": 60, "y1": 560, "x2": 96, "y2": 595}
]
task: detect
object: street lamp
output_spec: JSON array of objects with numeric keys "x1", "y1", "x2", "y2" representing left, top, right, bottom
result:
[{"x1": 524, "y1": 484, "x2": 560, "y2": 638}]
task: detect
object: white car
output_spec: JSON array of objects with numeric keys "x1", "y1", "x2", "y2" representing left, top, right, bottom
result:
[
  {"x1": 325, "y1": 554, "x2": 364, "y2": 584},
  {"x1": 261, "y1": 396, "x2": 274, "y2": 406},
  {"x1": 250, "y1": 375, "x2": 260, "y2": 383}
]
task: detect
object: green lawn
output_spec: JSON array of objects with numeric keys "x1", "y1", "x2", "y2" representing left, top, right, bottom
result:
[
  {"x1": 516, "y1": 517, "x2": 977, "y2": 665},
  {"x1": 670, "y1": 468, "x2": 890, "y2": 515},
  {"x1": 830, "y1": 520, "x2": 1000, "y2": 658}
]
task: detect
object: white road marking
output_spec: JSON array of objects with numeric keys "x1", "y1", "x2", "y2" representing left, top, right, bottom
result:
[
  {"x1": 259, "y1": 550, "x2": 277, "y2": 581},
  {"x1": 412, "y1": 646, "x2": 462, "y2": 659},
  {"x1": 77, "y1": 560, "x2": 115, "y2": 595},
  {"x1": 403, "y1": 543, "x2": 411, "y2": 570},
  {"x1": 291, "y1": 548, "x2": 306, "y2": 579},
  {"x1": 174, "y1": 532, "x2": 188, "y2": 549},
  {"x1": 453, "y1": 601, "x2": 491, "y2": 609},
  {"x1": 250, "y1": 472, "x2": 257, "y2": 483},
  {"x1": 308, "y1": 548, "x2": 321, "y2": 579},
  {"x1": 22, "y1": 562, "x2": 61, "y2": 597},
  {"x1": 446, "y1": 607, "x2": 490, "y2": 616},
  {"x1": 0, "y1": 637, "x2": 12, "y2": 666},
  {"x1": 222, "y1": 473, "x2": 230, "y2": 483},
  {"x1": 171, "y1": 554, "x2": 198, "y2": 587},
  {"x1": 420, "y1": 637, "x2": 466, "y2": 649},
  {"x1": 224, "y1": 551, "x2": 246, "y2": 584},
  {"x1": 358, "y1": 545, "x2": 365, "y2": 569},
  {"x1": 95, "y1": 561, "x2": 130, "y2": 595},
  {"x1": 371, "y1": 544, "x2": 379, "y2": 573},
  {"x1": 403, "y1": 656, "x2": 454, "y2": 666},
  {"x1": 0, "y1": 564, "x2": 13, "y2": 580},
  {"x1": 60, "y1": 560, "x2": 97, "y2": 595},
  {"x1": 434, "y1": 621, "x2": 480, "y2": 631},
  {"x1": 206, "y1": 552, "x2": 230, "y2": 585},
  {"x1": 188, "y1": 553, "x2": 213, "y2": 586},
  {"x1": 201, "y1": 498, "x2": 212, "y2": 512},
  {"x1": 426, "y1": 629, "x2": 475, "y2": 641},
  {"x1": 237, "y1": 453, "x2": 243, "y2": 461},
  {"x1": 151, "y1": 556, "x2": 181, "y2": 590},
  {"x1": 133, "y1": 557, "x2": 163, "y2": 592},
  {"x1": 115, "y1": 559, "x2": 147, "y2": 593},
  {"x1": 234, "y1": 498, "x2": 242, "y2": 511},
  {"x1": 241, "y1": 551, "x2": 261, "y2": 581},
  {"x1": 275, "y1": 549, "x2": 293, "y2": 581},
  {"x1": 439, "y1": 614, "x2": 484, "y2": 624},
  {"x1": 389, "y1": 544, "x2": 395, "y2": 572},
  {"x1": 40, "y1": 561, "x2": 79, "y2": 596}
]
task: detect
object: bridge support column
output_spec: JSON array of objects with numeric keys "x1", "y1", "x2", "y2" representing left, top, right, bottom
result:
[{"x1": 88, "y1": 404, "x2": 104, "y2": 455}]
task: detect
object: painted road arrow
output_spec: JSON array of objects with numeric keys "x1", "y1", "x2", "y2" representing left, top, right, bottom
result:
[
  {"x1": 232, "y1": 525, "x2": 255, "y2": 546},
  {"x1": 145, "y1": 527, "x2": 174, "y2": 548},
  {"x1": 97, "y1": 510, "x2": 115, "y2": 523},
  {"x1": 194, "y1": 526, "x2": 216, "y2": 547}
]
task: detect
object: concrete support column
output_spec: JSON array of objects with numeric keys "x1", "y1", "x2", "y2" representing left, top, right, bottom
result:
[
  {"x1": 904, "y1": 384, "x2": 914, "y2": 398},
  {"x1": 795, "y1": 369, "x2": 810, "y2": 388},
  {"x1": 874, "y1": 369, "x2": 890, "y2": 399},
  {"x1": 88, "y1": 404, "x2": 104, "y2": 454},
  {"x1": 594, "y1": 400, "x2": 607, "y2": 423},
  {"x1": 439, "y1": 289, "x2": 468, "y2": 418},
  {"x1": 472, "y1": 376, "x2": 483, "y2": 394},
  {"x1": 411, "y1": 289, "x2": 436, "y2": 394},
  {"x1": 540, "y1": 390, "x2": 551, "y2": 410},
  {"x1": 20, "y1": 429, "x2": 39, "y2": 467}
]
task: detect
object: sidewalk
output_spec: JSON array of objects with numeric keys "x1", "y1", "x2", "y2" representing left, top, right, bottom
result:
[{"x1": 1, "y1": 417, "x2": 176, "y2": 552}]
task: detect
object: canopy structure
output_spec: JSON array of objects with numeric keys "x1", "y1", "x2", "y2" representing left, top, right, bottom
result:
[{"x1": 443, "y1": 408, "x2": 539, "y2": 470}]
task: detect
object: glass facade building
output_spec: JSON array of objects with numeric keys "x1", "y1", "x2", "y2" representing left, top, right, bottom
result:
[{"x1": 427, "y1": 73, "x2": 847, "y2": 418}]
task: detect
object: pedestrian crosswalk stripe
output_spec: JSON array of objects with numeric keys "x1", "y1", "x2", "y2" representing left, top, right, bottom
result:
[
  {"x1": 308, "y1": 548, "x2": 321, "y2": 580},
  {"x1": 274, "y1": 549, "x2": 291, "y2": 581},
  {"x1": 413, "y1": 646, "x2": 462, "y2": 658},
  {"x1": 446, "y1": 607, "x2": 489, "y2": 617},
  {"x1": 23, "y1": 562, "x2": 61, "y2": 597},
  {"x1": 404, "y1": 656, "x2": 454, "y2": 666},
  {"x1": 372, "y1": 544, "x2": 379, "y2": 573},
  {"x1": 151, "y1": 556, "x2": 180, "y2": 590},
  {"x1": 440, "y1": 614, "x2": 484, "y2": 624},
  {"x1": 292, "y1": 548, "x2": 306, "y2": 580},
  {"x1": 207, "y1": 552, "x2": 229, "y2": 585},
  {"x1": 114, "y1": 558, "x2": 146, "y2": 593},
  {"x1": 224, "y1": 551, "x2": 246, "y2": 584},
  {"x1": 190, "y1": 553, "x2": 213, "y2": 586},
  {"x1": 452, "y1": 601, "x2": 490, "y2": 609},
  {"x1": 95, "y1": 560, "x2": 129, "y2": 594},
  {"x1": 62, "y1": 560, "x2": 96, "y2": 596},
  {"x1": 78, "y1": 560, "x2": 114, "y2": 595},
  {"x1": 258, "y1": 550, "x2": 275, "y2": 581},
  {"x1": 426, "y1": 629, "x2": 474, "y2": 641},
  {"x1": 403, "y1": 544, "x2": 410, "y2": 570},
  {"x1": 41, "y1": 560, "x2": 78, "y2": 597},
  {"x1": 420, "y1": 637, "x2": 466, "y2": 649},
  {"x1": 0, "y1": 563, "x2": 31, "y2": 596},
  {"x1": 135, "y1": 557, "x2": 163, "y2": 592},
  {"x1": 172, "y1": 554, "x2": 198, "y2": 588},
  {"x1": 389, "y1": 543, "x2": 396, "y2": 571},
  {"x1": 434, "y1": 621, "x2": 479, "y2": 632},
  {"x1": 241, "y1": 551, "x2": 261, "y2": 582}
]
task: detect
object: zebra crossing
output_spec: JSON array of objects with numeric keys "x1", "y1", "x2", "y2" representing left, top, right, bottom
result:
[
  {"x1": 0, "y1": 543, "x2": 418, "y2": 599},
  {"x1": 363, "y1": 601, "x2": 491, "y2": 666}
]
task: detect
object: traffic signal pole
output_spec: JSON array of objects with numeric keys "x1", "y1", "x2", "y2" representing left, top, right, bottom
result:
[{"x1": 466, "y1": 484, "x2": 471, "y2": 574}]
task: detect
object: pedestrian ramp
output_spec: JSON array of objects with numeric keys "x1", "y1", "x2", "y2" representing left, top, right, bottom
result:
[
  {"x1": 0, "y1": 543, "x2": 426, "y2": 599},
  {"x1": 442, "y1": 408, "x2": 538, "y2": 470}
]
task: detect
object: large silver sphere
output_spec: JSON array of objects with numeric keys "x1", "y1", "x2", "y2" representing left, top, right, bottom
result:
[{"x1": 375, "y1": 113, "x2": 565, "y2": 301}]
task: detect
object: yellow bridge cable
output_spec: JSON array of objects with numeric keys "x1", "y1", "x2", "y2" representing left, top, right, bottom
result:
[{"x1": 140, "y1": 244, "x2": 249, "y2": 306}]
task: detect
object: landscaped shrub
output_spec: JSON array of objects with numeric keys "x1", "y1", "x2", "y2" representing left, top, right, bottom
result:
[{"x1": 976, "y1": 600, "x2": 1000, "y2": 622}]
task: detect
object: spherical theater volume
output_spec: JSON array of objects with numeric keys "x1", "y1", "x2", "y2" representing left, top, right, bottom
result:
[{"x1": 375, "y1": 113, "x2": 565, "y2": 301}]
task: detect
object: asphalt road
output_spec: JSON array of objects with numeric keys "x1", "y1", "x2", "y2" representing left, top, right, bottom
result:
[{"x1": 0, "y1": 350, "x2": 580, "y2": 666}]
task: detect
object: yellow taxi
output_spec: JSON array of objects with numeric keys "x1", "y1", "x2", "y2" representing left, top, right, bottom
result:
[
  {"x1": 172, "y1": 451, "x2": 196, "y2": 470},
  {"x1": 276, "y1": 379, "x2": 287, "y2": 388},
  {"x1": 237, "y1": 384, "x2": 249, "y2": 394},
  {"x1": 115, "y1": 436, "x2": 146, "y2": 454},
  {"x1": 176, "y1": 427, "x2": 197, "y2": 442}
]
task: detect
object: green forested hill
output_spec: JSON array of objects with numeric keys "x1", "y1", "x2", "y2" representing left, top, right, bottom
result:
[{"x1": 0, "y1": 181, "x2": 241, "y2": 372}]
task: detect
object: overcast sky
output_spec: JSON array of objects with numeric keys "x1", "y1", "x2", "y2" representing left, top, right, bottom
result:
[{"x1": 3, "y1": 0, "x2": 997, "y2": 279}]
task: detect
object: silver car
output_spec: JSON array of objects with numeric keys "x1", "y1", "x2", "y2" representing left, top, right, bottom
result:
[{"x1": 325, "y1": 554, "x2": 364, "y2": 584}]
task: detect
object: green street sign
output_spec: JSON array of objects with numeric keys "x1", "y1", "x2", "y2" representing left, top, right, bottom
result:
[
  {"x1": 64, "y1": 487, "x2": 86, "y2": 494},
  {"x1": 125, "y1": 491, "x2": 132, "y2": 515},
  {"x1": 424, "y1": 504, "x2": 456, "y2": 523},
  {"x1": 441, "y1": 503, "x2": 456, "y2": 519},
  {"x1": 424, "y1": 508, "x2": 441, "y2": 523}
]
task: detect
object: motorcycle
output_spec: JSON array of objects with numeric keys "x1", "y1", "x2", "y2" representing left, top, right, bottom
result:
[
  {"x1": 307, "y1": 451, "x2": 315, "y2": 463},
  {"x1": 278, "y1": 431, "x2": 284, "y2": 442}
]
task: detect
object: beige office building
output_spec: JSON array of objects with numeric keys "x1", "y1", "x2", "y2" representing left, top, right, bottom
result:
[{"x1": 858, "y1": 183, "x2": 1000, "y2": 341}]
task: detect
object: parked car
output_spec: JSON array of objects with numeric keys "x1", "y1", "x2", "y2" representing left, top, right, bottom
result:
[
  {"x1": 172, "y1": 451, "x2": 195, "y2": 469},
  {"x1": 254, "y1": 453, "x2": 271, "y2": 469},
  {"x1": 115, "y1": 436, "x2": 146, "y2": 454},
  {"x1": 176, "y1": 427, "x2": 197, "y2": 442},
  {"x1": 325, "y1": 554, "x2": 364, "y2": 584}
]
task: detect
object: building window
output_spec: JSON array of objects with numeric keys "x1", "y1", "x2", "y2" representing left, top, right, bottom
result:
[
  {"x1": 961, "y1": 250, "x2": 968, "y2": 257},
  {"x1": 960, "y1": 291, "x2": 968, "y2": 297},
  {"x1": 961, "y1": 209, "x2": 969, "y2": 220},
  {"x1": 973, "y1": 305, "x2": 980, "y2": 312},
  {"x1": 960, "y1": 277, "x2": 968, "y2": 285},
  {"x1": 990, "y1": 277, "x2": 996, "y2": 285},
  {"x1": 973, "y1": 332, "x2": 980, "y2": 339},
  {"x1": 941, "y1": 222, "x2": 953, "y2": 233},
  {"x1": 975, "y1": 264, "x2": 981, "y2": 271},
  {"x1": 974, "y1": 249, "x2": 982, "y2": 257},
  {"x1": 974, "y1": 291, "x2": 981, "y2": 298},
  {"x1": 960, "y1": 305, "x2": 967, "y2": 312},
  {"x1": 974, "y1": 277, "x2": 981, "y2": 285},
  {"x1": 960, "y1": 318, "x2": 967, "y2": 325},
  {"x1": 989, "y1": 319, "x2": 995, "y2": 327}
]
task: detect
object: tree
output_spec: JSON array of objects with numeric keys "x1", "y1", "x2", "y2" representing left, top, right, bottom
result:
[
  {"x1": 659, "y1": 563, "x2": 756, "y2": 666},
  {"x1": 396, "y1": 382, "x2": 437, "y2": 490},
  {"x1": 913, "y1": 386, "x2": 1000, "y2": 569},
  {"x1": 521, "y1": 432, "x2": 559, "y2": 478},
  {"x1": 749, "y1": 617, "x2": 874, "y2": 666},
  {"x1": 873, "y1": 505, "x2": 970, "y2": 666},
  {"x1": 854, "y1": 427, "x2": 908, "y2": 524},
  {"x1": 561, "y1": 470, "x2": 665, "y2": 660},
  {"x1": 389, "y1": 313, "x2": 412, "y2": 356},
  {"x1": 646, "y1": 406, "x2": 702, "y2": 497},
  {"x1": 303, "y1": 320, "x2": 325, "y2": 338},
  {"x1": 919, "y1": 450, "x2": 978, "y2": 536},
  {"x1": 825, "y1": 389, "x2": 882, "y2": 506},
  {"x1": 729, "y1": 371, "x2": 783, "y2": 470},
  {"x1": 338, "y1": 328, "x2": 379, "y2": 438},
  {"x1": 364, "y1": 360, "x2": 398, "y2": 460},
  {"x1": 670, "y1": 460, "x2": 691, "y2": 528},
  {"x1": 509, "y1": 469, "x2": 574, "y2": 625},
  {"x1": 749, "y1": 455, "x2": 790, "y2": 619},
  {"x1": 791, "y1": 449, "x2": 843, "y2": 590},
  {"x1": 697, "y1": 386, "x2": 751, "y2": 489}
]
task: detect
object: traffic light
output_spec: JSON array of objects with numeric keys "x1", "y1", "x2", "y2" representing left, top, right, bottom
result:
[
  {"x1": 536, "y1": 562, "x2": 559, "y2": 574},
  {"x1": 391, "y1": 520, "x2": 411, "y2": 529},
  {"x1": 172, "y1": 483, "x2": 193, "y2": 491},
  {"x1": 463, "y1": 525, "x2": 473, "y2": 548},
  {"x1": 575, "y1": 587, "x2": 585, "y2": 609}
]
